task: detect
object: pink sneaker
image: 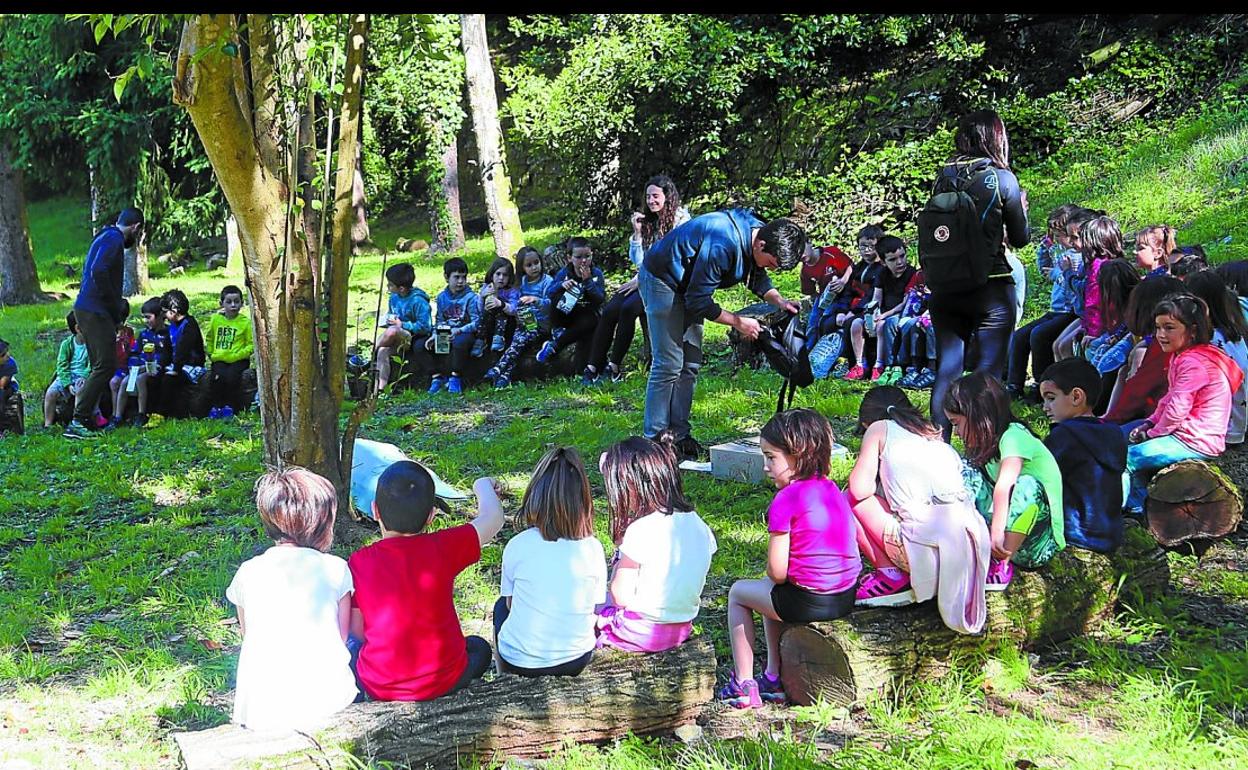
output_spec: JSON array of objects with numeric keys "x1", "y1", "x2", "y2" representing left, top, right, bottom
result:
[
  {"x1": 844, "y1": 365, "x2": 865, "y2": 381},
  {"x1": 94, "y1": 414, "x2": 109, "y2": 429},
  {"x1": 870, "y1": 366, "x2": 884, "y2": 381},
  {"x1": 986, "y1": 558, "x2": 1014, "y2": 592},
  {"x1": 855, "y1": 570, "x2": 915, "y2": 607}
]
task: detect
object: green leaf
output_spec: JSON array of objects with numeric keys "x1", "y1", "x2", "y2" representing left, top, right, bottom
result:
[
  {"x1": 113, "y1": 67, "x2": 135, "y2": 103},
  {"x1": 310, "y1": 198, "x2": 324, "y2": 211}
]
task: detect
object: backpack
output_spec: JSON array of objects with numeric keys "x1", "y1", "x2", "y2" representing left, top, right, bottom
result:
[
  {"x1": 918, "y1": 161, "x2": 1001, "y2": 294},
  {"x1": 756, "y1": 313, "x2": 813, "y2": 412}
]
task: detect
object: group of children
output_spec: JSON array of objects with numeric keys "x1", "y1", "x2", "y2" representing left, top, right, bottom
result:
[{"x1": 40, "y1": 285, "x2": 254, "y2": 429}]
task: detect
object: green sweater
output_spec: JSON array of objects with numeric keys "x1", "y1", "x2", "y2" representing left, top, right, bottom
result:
[
  {"x1": 204, "y1": 312, "x2": 254, "y2": 364},
  {"x1": 56, "y1": 336, "x2": 90, "y2": 386}
]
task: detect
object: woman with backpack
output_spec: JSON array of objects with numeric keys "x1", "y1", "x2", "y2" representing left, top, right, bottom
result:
[{"x1": 921, "y1": 110, "x2": 1031, "y2": 439}]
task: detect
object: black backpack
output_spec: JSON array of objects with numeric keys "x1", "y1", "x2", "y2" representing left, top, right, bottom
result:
[
  {"x1": 917, "y1": 161, "x2": 1001, "y2": 294},
  {"x1": 757, "y1": 313, "x2": 813, "y2": 413}
]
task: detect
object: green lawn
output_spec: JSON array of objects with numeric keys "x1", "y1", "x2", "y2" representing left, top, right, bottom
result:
[{"x1": 1, "y1": 95, "x2": 1248, "y2": 769}]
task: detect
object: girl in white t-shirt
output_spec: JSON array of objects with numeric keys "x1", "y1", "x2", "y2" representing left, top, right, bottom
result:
[
  {"x1": 597, "y1": 434, "x2": 716, "y2": 652},
  {"x1": 493, "y1": 446, "x2": 607, "y2": 676},
  {"x1": 226, "y1": 468, "x2": 357, "y2": 732}
]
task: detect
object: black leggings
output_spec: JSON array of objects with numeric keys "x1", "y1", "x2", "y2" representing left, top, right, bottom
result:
[
  {"x1": 209, "y1": 359, "x2": 250, "y2": 410},
  {"x1": 587, "y1": 289, "x2": 644, "y2": 372},
  {"x1": 492, "y1": 596, "x2": 593, "y2": 677},
  {"x1": 549, "y1": 308, "x2": 599, "y2": 372},
  {"x1": 929, "y1": 278, "x2": 1017, "y2": 438},
  {"x1": 1006, "y1": 311, "x2": 1076, "y2": 391}
]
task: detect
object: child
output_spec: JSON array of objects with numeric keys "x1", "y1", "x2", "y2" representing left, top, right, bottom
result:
[
  {"x1": 943, "y1": 373, "x2": 1065, "y2": 590},
  {"x1": 204, "y1": 285, "x2": 254, "y2": 417},
  {"x1": 1051, "y1": 208, "x2": 1100, "y2": 361},
  {"x1": 895, "y1": 271, "x2": 936, "y2": 389},
  {"x1": 107, "y1": 300, "x2": 136, "y2": 427},
  {"x1": 837, "y1": 226, "x2": 886, "y2": 380},
  {"x1": 126, "y1": 297, "x2": 173, "y2": 427},
  {"x1": 1184, "y1": 270, "x2": 1248, "y2": 445},
  {"x1": 1083, "y1": 261, "x2": 1141, "y2": 409},
  {"x1": 494, "y1": 446, "x2": 606, "y2": 677},
  {"x1": 800, "y1": 243, "x2": 853, "y2": 299},
  {"x1": 426, "y1": 257, "x2": 482, "y2": 395},
  {"x1": 848, "y1": 387, "x2": 989, "y2": 633},
  {"x1": 856, "y1": 235, "x2": 916, "y2": 385},
  {"x1": 720, "y1": 409, "x2": 860, "y2": 709},
  {"x1": 1058, "y1": 214, "x2": 1125, "y2": 360},
  {"x1": 1215, "y1": 260, "x2": 1248, "y2": 321},
  {"x1": 1039, "y1": 359, "x2": 1128, "y2": 553},
  {"x1": 225, "y1": 468, "x2": 357, "y2": 732},
  {"x1": 349, "y1": 462, "x2": 504, "y2": 700},
  {"x1": 477, "y1": 257, "x2": 521, "y2": 354},
  {"x1": 538, "y1": 237, "x2": 606, "y2": 373},
  {"x1": 1124, "y1": 295, "x2": 1244, "y2": 512},
  {"x1": 1006, "y1": 204, "x2": 1084, "y2": 401},
  {"x1": 374, "y1": 262, "x2": 432, "y2": 395},
  {"x1": 44, "y1": 312, "x2": 90, "y2": 428},
  {"x1": 596, "y1": 434, "x2": 716, "y2": 653},
  {"x1": 161, "y1": 289, "x2": 205, "y2": 417},
  {"x1": 0, "y1": 339, "x2": 18, "y2": 425},
  {"x1": 1103, "y1": 276, "x2": 1185, "y2": 424},
  {"x1": 485, "y1": 248, "x2": 555, "y2": 388},
  {"x1": 1135, "y1": 225, "x2": 1178, "y2": 277}
]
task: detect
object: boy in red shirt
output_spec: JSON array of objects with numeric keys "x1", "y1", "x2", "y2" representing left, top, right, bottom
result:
[
  {"x1": 800, "y1": 244, "x2": 853, "y2": 299},
  {"x1": 348, "y1": 462, "x2": 505, "y2": 700}
]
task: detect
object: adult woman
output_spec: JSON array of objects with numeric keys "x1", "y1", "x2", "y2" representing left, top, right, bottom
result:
[
  {"x1": 582, "y1": 175, "x2": 690, "y2": 385},
  {"x1": 927, "y1": 110, "x2": 1031, "y2": 437}
]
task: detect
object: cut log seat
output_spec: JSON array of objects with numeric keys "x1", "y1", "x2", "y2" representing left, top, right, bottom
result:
[
  {"x1": 1145, "y1": 459, "x2": 1244, "y2": 548},
  {"x1": 779, "y1": 524, "x2": 1168, "y2": 707},
  {"x1": 173, "y1": 637, "x2": 715, "y2": 770}
]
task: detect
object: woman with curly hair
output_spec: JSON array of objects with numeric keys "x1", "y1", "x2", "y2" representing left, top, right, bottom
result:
[{"x1": 582, "y1": 175, "x2": 690, "y2": 386}]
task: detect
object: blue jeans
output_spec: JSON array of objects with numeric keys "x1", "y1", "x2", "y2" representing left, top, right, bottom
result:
[
  {"x1": 1121, "y1": 421, "x2": 1211, "y2": 511},
  {"x1": 900, "y1": 317, "x2": 935, "y2": 366},
  {"x1": 878, "y1": 315, "x2": 902, "y2": 367},
  {"x1": 639, "y1": 266, "x2": 703, "y2": 440}
]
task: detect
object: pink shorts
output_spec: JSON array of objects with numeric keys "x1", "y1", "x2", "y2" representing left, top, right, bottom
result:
[{"x1": 595, "y1": 605, "x2": 692, "y2": 654}]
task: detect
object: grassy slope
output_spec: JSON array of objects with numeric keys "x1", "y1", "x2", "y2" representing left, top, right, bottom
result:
[{"x1": 0, "y1": 98, "x2": 1247, "y2": 769}]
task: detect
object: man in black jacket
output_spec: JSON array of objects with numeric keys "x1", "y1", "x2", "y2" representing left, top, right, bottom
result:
[{"x1": 66, "y1": 207, "x2": 144, "y2": 439}]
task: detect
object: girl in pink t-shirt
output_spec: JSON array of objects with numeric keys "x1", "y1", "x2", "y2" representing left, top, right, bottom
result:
[{"x1": 719, "y1": 409, "x2": 861, "y2": 709}]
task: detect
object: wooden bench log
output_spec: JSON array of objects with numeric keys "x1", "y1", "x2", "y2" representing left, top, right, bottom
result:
[
  {"x1": 779, "y1": 523, "x2": 1168, "y2": 707},
  {"x1": 174, "y1": 637, "x2": 715, "y2": 770},
  {"x1": 1145, "y1": 459, "x2": 1244, "y2": 547},
  {"x1": 726, "y1": 302, "x2": 793, "y2": 370}
]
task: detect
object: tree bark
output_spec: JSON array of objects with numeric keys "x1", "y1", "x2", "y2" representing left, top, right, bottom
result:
[
  {"x1": 428, "y1": 126, "x2": 466, "y2": 253},
  {"x1": 352, "y1": 157, "x2": 370, "y2": 252},
  {"x1": 779, "y1": 524, "x2": 1170, "y2": 706},
  {"x1": 460, "y1": 14, "x2": 524, "y2": 260},
  {"x1": 225, "y1": 215, "x2": 243, "y2": 276},
  {"x1": 1145, "y1": 459, "x2": 1244, "y2": 547},
  {"x1": 173, "y1": 638, "x2": 715, "y2": 770},
  {"x1": 0, "y1": 145, "x2": 47, "y2": 305},
  {"x1": 122, "y1": 242, "x2": 149, "y2": 297}
]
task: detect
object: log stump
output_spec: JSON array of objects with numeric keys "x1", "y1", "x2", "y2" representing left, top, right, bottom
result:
[
  {"x1": 1145, "y1": 459, "x2": 1244, "y2": 547},
  {"x1": 727, "y1": 303, "x2": 792, "y2": 369},
  {"x1": 173, "y1": 637, "x2": 715, "y2": 770},
  {"x1": 779, "y1": 524, "x2": 1168, "y2": 707}
]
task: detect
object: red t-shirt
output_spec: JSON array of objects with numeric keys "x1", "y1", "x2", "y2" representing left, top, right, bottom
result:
[
  {"x1": 1104, "y1": 338, "x2": 1171, "y2": 424},
  {"x1": 348, "y1": 523, "x2": 481, "y2": 701},
  {"x1": 115, "y1": 326, "x2": 135, "y2": 369},
  {"x1": 800, "y1": 246, "x2": 852, "y2": 297}
]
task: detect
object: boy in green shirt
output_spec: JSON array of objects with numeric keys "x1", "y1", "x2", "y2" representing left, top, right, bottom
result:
[
  {"x1": 43, "y1": 312, "x2": 91, "y2": 428},
  {"x1": 204, "y1": 285, "x2": 254, "y2": 417}
]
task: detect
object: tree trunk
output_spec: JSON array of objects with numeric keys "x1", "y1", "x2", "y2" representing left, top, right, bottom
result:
[
  {"x1": 779, "y1": 524, "x2": 1169, "y2": 706},
  {"x1": 174, "y1": 14, "x2": 344, "y2": 491},
  {"x1": 122, "y1": 242, "x2": 149, "y2": 297},
  {"x1": 0, "y1": 145, "x2": 47, "y2": 305},
  {"x1": 224, "y1": 216, "x2": 243, "y2": 276},
  {"x1": 89, "y1": 166, "x2": 103, "y2": 229},
  {"x1": 428, "y1": 126, "x2": 466, "y2": 253},
  {"x1": 173, "y1": 638, "x2": 715, "y2": 770},
  {"x1": 1146, "y1": 459, "x2": 1244, "y2": 547},
  {"x1": 351, "y1": 156, "x2": 370, "y2": 252},
  {"x1": 459, "y1": 14, "x2": 523, "y2": 260}
]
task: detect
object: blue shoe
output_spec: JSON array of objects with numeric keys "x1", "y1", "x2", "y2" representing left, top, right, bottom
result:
[
  {"x1": 493, "y1": 374, "x2": 511, "y2": 389},
  {"x1": 447, "y1": 375, "x2": 463, "y2": 394},
  {"x1": 208, "y1": 407, "x2": 221, "y2": 419},
  {"x1": 580, "y1": 367, "x2": 599, "y2": 387},
  {"x1": 484, "y1": 366, "x2": 500, "y2": 382},
  {"x1": 536, "y1": 340, "x2": 557, "y2": 364},
  {"x1": 491, "y1": 334, "x2": 505, "y2": 353},
  {"x1": 220, "y1": 406, "x2": 235, "y2": 419},
  {"x1": 428, "y1": 376, "x2": 445, "y2": 394}
]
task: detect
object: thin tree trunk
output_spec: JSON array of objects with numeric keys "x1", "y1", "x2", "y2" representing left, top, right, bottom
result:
[
  {"x1": 460, "y1": 14, "x2": 523, "y2": 259},
  {"x1": 428, "y1": 125, "x2": 465, "y2": 253},
  {"x1": 351, "y1": 155, "x2": 370, "y2": 252},
  {"x1": 0, "y1": 145, "x2": 47, "y2": 305},
  {"x1": 122, "y1": 242, "x2": 149, "y2": 297},
  {"x1": 89, "y1": 166, "x2": 103, "y2": 229}
]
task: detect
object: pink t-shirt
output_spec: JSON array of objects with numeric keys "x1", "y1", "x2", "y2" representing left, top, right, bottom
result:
[{"x1": 766, "y1": 477, "x2": 861, "y2": 594}]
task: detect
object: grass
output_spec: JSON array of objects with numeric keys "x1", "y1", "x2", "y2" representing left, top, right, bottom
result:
[{"x1": 1, "y1": 93, "x2": 1248, "y2": 770}]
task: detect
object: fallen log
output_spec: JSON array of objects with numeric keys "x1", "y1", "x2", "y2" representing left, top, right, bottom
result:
[
  {"x1": 1145, "y1": 459, "x2": 1244, "y2": 547},
  {"x1": 174, "y1": 636, "x2": 715, "y2": 770},
  {"x1": 779, "y1": 523, "x2": 1168, "y2": 707}
]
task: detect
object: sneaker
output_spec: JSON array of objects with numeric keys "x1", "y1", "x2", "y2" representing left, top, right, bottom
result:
[
  {"x1": 831, "y1": 358, "x2": 850, "y2": 379},
  {"x1": 493, "y1": 374, "x2": 511, "y2": 389},
  {"x1": 63, "y1": 420, "x2": 96, "y2": 440},
  {"x1": 94, "y1": 413, "x2": 110, "y2": 429},
  {"x1": 986, "y1": 558, "x2": 1014, "y2": 592},
  {"x1": 220, "y1": 406, "x2": 234, "y2": 419},
  {"x1": 606, "y1": 362, "x2": 624, "y2": 383},
  {"x1": 914, "y1": 368, "x2": 936, "y2": 388},
  {"x1": 855, "y1": 570, "x2": 915, "y2": 607},
  {"x1": 427, "y1": 376, "x2": 445, "y2": 394},
  {"x1": 676, "y1": 435, "x2": 707, "y2": 462},
  {"x1": 844, "y1": 365, "x2": 865, "y2": 381},
  {"x1": 491, "y1": 334, "x2": 505, "y2": 352},
  {"x1": 132, "y1": 413, "x2": 149, "y2": 428},
  {"x1": 484, "y1": 366, "x2": 500, "y2": 382},
  {"x1": 757, "y1": 671, "x2": 787, "y2": 704},
  {"x1": 208, "y1": 407, "x2": 222, "y2": 419},
  {"x1": 718, "y1": 673, "x2": 763, "y2": 709},
  {"x1": 870, "y1": 366, "x2": 884, "y2": 382},
  {"x1": 898, "y1": 367, "x2": 920, "y2": 389},
  {"x1": 447, "y1": 375, "x2": 463, "y2": 394},
  {"x1": 580, "y1": 367, "x2": 599, "y2": 387},
  {"x1": 536, "y1": 340, "x2": 557, "y2": 364},
  {"x1": 883, "y1": 366, "x2": 904, "y2": 386}
]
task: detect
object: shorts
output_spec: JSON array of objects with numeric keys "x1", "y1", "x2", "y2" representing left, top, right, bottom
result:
[
  {"x1": 770, "y1": 581, "x2": 856, "y2": 624},
  {"x1": 880, "y1": 515, "x2": 910, "y2": 572},
  {"x1": 962, "y1": 462, "x2": 1060, "y2": 568}
]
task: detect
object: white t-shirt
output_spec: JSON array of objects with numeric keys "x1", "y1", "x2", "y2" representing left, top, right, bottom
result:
[
  {"x1": 226, "y1": 546, "x2": 357, "y2": 731},
  {"x1": 618, "y1": 510, "x2": 716, "y2": 623},
  {"x1": 497, "y1": 527, "x2": 606, "y2": 669}
]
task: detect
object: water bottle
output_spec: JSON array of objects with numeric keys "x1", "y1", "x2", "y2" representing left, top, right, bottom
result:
[{"x1": 143, "y1": 342, "x2": 157, "y2": 375}]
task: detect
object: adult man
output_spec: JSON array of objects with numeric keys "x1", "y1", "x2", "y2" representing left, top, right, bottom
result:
[
  {"x1": 640, "y1": 207, "x2": 806, "y2": 460},
  {"x1": 65, "y1": 207, "x2": 144, "y2": 439}
]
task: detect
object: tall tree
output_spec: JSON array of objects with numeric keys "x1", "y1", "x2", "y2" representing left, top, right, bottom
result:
[
  {"x1": 0, "y1": 144, "x2": 47, "y2": 305},
  {"x1": 460, "y1": 14, "x2": 523, "y2": 259}
]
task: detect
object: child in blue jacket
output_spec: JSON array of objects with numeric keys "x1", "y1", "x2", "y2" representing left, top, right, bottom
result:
[{"x1": 426, "y1": 257, "x2": 483, "y2": 395}]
